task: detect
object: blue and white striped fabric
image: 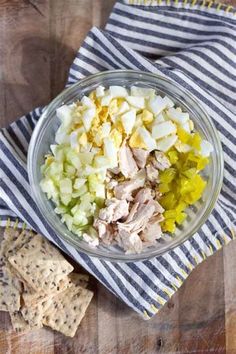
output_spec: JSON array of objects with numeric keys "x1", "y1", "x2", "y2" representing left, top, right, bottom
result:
[{"x1": 0, "y1": 0, "x2": 235, "y2": 319}]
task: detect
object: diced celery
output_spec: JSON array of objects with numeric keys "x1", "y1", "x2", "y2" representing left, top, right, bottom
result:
[
  {"x1": 66, "y1": 149, "x2": 81, "y2": 169},
  {"x1": 60, "y1": 194, "x2": 72, "y2": 206},
  {"x1": 61, "y1": 213, "x2": 73, "y2": 231},
  {"x1": 74, "y1": 178, "x2": 86, "y2": 190},
  {"x1": 59, "y1": 178, "x2": 72, "y2": 194},
  {"x1": 73, "y1": 210, "x2": 88, "y2": 226},
  {"x1": 64, "y1": 163, "x2": 76, "y2": 177},
  {"x1": 72, "y1": 184, "x2": 88, "y2": 198},
  {"x1": 78, "y1": 152, "x2": 94, "y2": 165},
  {"x1": 40, "y1": 178, "x2": 58, "y2": 200},
  {"x1": 54, "y1": 205, "x2": 68, "y2": 214}
]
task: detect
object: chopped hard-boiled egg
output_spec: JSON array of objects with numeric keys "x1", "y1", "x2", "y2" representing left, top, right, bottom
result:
[
  {"x1": 138, "y1": 127, "x2": 157, "y2": 151},
  {"x1": 126, "y1": 96, "x2": 145, "y2": 109},
  {"x1": 129, "y1": 129, "x2": 147, "y2": 149},
  {"x1": 167, "y1": 108, "x2": 189, "y2": 125},
  {"x1": 82, "y1": 107, "x2": 96, "y2": 131},
  {"x1": 175, "y1": 140, "x2": 191, "y2": 153},
  {"x1": 101, "y1": 94, "x2": 113, "y2": 106},
  {"x1": 141, "y1": 109, "x2": 153, "y2": 124},
  {"x1": 152, "y1": 121, "x2": 177, "y2": 140},
  {"x1": 121, "y1": 109, "x2": 136, "y2": 135},
  {"x1": 200, "y1": 140, "x2": 213, "y2": 157},
  {"x1": 148, "y1": 95, "x2": 167, "y2": 116},
  {"x1": 109, "y1": 86, "x2": 128, "y2": 98},
  {"x1": 130, "y1": 86, "x2": 155, "y2": 98},
  {"x1": 156, "y1": 135, "x2": 178, "y2": 152},
  {"x1": 96, "y1": 86, "x2": 105, "y2": 97},
  {"x1": 81, "y1": 96, "x2": 95, "y2": 108},
  {"x1": 42, "y1": 85, "x2": 213, "y2": 248}
]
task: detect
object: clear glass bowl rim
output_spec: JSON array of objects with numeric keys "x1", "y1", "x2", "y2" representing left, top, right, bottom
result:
[{"x1": 27, "y1": 69, "x2": 224, "y2": 262}]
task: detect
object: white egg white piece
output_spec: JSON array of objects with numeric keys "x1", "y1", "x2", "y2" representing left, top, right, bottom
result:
[
  {"x1": 134, "y1": 114, "x2": 143, "y2": 129},
  {"x1": 126, "y1": 96, "x2": 145, "y2": 109},
  {"x1": 148, "y1": 95, "x2": 167, "y2": 116},
  {"x1": 95, "y1": 85, "x2": 105, "y2": 97},
  {"x1": 116, "y1": 101, "x2": 130, "y2": 115},
  {"x1": 154, "y1": 113, "x2": 165, "y2": 124},
  {"x1": 200, "y1": 140, "x2": 213, "y2": 157},
  {"x1": 130, "y1": 86, "x2": 156, "y2": 98},
  {"x1": 175, "y1": 140, "x2": 191, "y2": 153},
  {"x1": 56, "y1": 105, "x2": 73, "y2": 127},
  {"x1": 167, "y1": 108, "x2": 189, "y2": 125},
  {"x1": 109, "y1": 86, "x2": 128, "y2": 98},
  {"x1": 101, "y1": 94, "x2": 113, "y2": 106},
  {"x1": 121, "y1": 109, "x2": 136, "y2": 134},
  {"x1": 103, "y1": 138, "x2": 118, "y2": 167},
  {"x1": 152, "y1": 121, "x2": 177, "y2": 140},
  {"x1": 156, "y1": 135, "x2": 178, "y2": 152},
  {"x1": 163, "y1": 96, "x2": 174, "y2": 108},
  {"x1": 82, "y1": 107, "x2": 96, "y2": 131},
  {"x1": 101, "y1": 122, "x2": 111, "y2": 137},
  {"x1": 70, "y1": 131, "x2": 79, "y2": 149},
  {"x1": 81, "y1": 96, "x2": 95, "y2": 108},
  {"x1": 138, "y1": 127, "x2": 157, "y2": 151},
  {"x1": 182, "y1": 121, "x2": 191, "y2": 133}
]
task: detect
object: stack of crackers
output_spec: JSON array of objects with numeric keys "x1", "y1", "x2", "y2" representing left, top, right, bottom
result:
[{"x1": 0, "y1": 228, "x2": 93, "y2": 337}]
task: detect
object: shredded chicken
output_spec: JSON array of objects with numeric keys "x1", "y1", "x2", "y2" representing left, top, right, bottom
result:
[
  {"x1": 114, "y1": 170, "x2": 146, "y2": 200},
  {"x1": 98, "y1": 198, "x2": 129, "y2": 223},
  {"x1": 146, "y1": 164, "x2": 159, "y2": 184},
  {"x1": 125, "y1": 202, "x2": 139, "y2": 223},
  {"x1": 93, "y1": 148, "x2": 167, "y2": 253},
  {"x1": 107, "y1": 179, "x2": 118, "y2": 189},
  {"x1": 134, "y1": 188, "x2": 153, "y2": 204},
  {"x1": 141, "y1": 222, "x2": 162, "y2": 243},
  {"x1": 108, "y1": 167, "x2": 120, "y2": 175},
  {"x1": 117, "y1": 200, "x2": 156, "y2": 234},
  {"x1": 148, "y1": 199, "x2": 164, "y2": 214},
  {"x1": 93, "y1": 219, "x2": 115, "y2": 245},
  {"x1": 118, "y1": 142, "x2": 138, "y2": 178},
  {"x1": 154, "y1": 151, "x2": 171, "y2": 171},
  {"x1": 132, "y1": 148, "x2": 149, "y2": 169},
  {"x1": 116, "y1": 229, "x2": 143, "y2": 254}
]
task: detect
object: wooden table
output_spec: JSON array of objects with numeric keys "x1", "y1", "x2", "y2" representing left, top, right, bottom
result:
[{"x1": 0, "y1": 1, "x2": 235, "y2": 353}]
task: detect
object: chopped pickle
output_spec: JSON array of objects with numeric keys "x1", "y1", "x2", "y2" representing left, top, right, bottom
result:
[
  {"x1": 159, "y1": 168, "x2": 177, "y2": 184},
  {"x1": 160, "y1": 146, "x2": 208, "y2": 233},
  {"x1": 190, "y1": 132, "x2": 201, "y2": 151}
]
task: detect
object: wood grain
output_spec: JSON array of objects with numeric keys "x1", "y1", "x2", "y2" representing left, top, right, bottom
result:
[{"x1": 0, "y1": 1, "x2": 235, "y2": 353}]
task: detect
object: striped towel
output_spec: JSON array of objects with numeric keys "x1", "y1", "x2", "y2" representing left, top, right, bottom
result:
[{"x1": 0, "y1": 0, "x2": 235, "y2": 319}]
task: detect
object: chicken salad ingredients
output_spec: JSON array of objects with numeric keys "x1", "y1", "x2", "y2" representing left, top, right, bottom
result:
[{"x1": 40, "y1": 85, "x2": 213, "y2": 253}]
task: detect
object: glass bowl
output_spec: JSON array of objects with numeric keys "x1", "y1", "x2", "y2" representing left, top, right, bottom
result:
[{"x1": 27, "y1": 70, "x2": 223, "y2": 262}]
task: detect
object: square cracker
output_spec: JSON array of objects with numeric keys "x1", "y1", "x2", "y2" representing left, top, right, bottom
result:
[
  {"x1": 20, "y1": 302, "x2": 48, "y2": 329},
  {"x1": 22, "y1": 273, "x2": 88, "y2": 308},
  {"x1": 42, "y1": 274, "x2": 93, "y2": 337},
  {"x1": 0, "y1": 228, "x2": 32, "y2": 312},
  {"x1": 10, "y1": 311, "x2": 39, "y2": 333},
  {"x1": 2, "y1": 228, "x2": 32, "y2": 258},
  {"x1": 8, "y1": 234, "x2": 74, "y2": 293},
  {"x1": 21, "y1": 273, "x2": 89, "y2": 329},
  {"x1": 22, "y1": 277, "x2": 71, "y2": 307},
  {"x1": 0, "y1": 266, "x2": 21, "y2": 312}
]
